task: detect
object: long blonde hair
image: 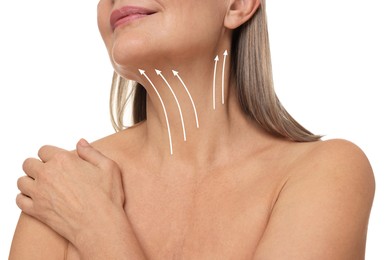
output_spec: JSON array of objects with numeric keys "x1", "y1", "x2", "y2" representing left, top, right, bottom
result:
[{"x1": 109, "y1": 0, "x2": 321, "y2": 141}]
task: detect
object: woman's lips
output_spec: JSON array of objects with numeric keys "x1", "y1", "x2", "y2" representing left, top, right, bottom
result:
[{"x1": 110, "y1": 6, "x2": 156, "y2": 30}]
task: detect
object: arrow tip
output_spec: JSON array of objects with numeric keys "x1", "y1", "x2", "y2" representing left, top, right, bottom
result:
[
  {"x1": 139, "y1": 69, "x2": 145, "y2": 75},
  {"x1": 224, "y1": 50, "x2": 228, "y2": 56},
  {"x1": 215, "y1": 55, "x2": 219, "y2": 61},
  {"x1": 155, "y1": 69, "x2": 162, "y2": 75},
  {"x1": 172, "y1": 70, "x2": 179, "y2": 76}
]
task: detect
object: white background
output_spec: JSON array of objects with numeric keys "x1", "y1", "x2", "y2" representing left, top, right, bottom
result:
[{"x1": 0, "y1": 0, "x2": 385, "y2": 258}]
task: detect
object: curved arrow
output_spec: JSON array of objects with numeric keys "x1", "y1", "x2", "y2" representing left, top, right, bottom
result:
[
  {"x1": 213, "y1": 55, "x2": 219, "y2": 110},
  {"x1": 172, "y1": 70, "x2": 199, "y2": 128},
  {"x1": 156, "y1": 69, "x2": 187, "y2": 141},
  {"x1": 139, "y1": 69, "x2": 173, "y2": 155},
  {"x1": 222, "y1": 50, "x2": 228, "y2": 105}
]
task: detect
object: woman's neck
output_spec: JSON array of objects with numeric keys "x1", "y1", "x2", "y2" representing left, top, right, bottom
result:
[{"x1": 136, "y1": 51, "x2": 273, "y2": 167}]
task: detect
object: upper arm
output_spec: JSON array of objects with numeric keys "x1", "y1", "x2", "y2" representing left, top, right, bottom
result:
[
  {"x1": 9, "y1": 212, "x2": 69, "y2": 259},
  {"x1": 254, "y1": 139, "x2": 375, "y2": 260}
]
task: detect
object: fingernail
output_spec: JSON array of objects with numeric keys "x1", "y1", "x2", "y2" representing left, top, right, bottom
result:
[{"x1": 78, "y1": 138, "x2": 89, "y2": 147}]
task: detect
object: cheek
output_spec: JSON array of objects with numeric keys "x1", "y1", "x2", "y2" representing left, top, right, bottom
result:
[
  {"x1": 170, "y1": 2, "x2": 227, "y2": 45},
  {"x1": 165, "y1": 10, "x2": 225, "y2": 56}
]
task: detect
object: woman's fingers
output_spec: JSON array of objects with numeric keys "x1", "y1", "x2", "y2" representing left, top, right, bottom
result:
[
  {"x1": 76, "y1": 139, "x2": 110, "y2": 168},
  {"x1": 15, "y1": 193, "x2": 34, "y2": 215},
  {"x1": 38, "y1": 145, "x2": 67, "y2": 163},
  {"x1": 22, "y1": 158, "x2": 42, "y2": 180},
  {"x1": 37, "y1": 140, "x2": 112, "y2": 170},
  {"x1": 17, "y1": 176, "x2": 35, "y2": 198}
]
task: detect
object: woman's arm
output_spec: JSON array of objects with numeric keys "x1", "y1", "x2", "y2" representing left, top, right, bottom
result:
[
  {"x1": 253, "y1": 139, "x2": 375, "y2": 260},
  {"x1": 10, "y1": 205, "x2": 146, "y2": 260},
  {"x1": 9, "y1": 213, "x2": 68, "y2": 259},
  {"x1": 73, "y1": 199, "x2": 147, "y2": 260},
  {"x1": 14, "y1": 139, "x2": 147, "y2": 259}
]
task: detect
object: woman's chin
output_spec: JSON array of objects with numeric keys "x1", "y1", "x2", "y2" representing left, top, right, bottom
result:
[
  {"x1": 111, "y1": 47, "x2": 146, "y2": 80},
  {"x1": 112, "y1": 39, "x2": 166, "y2": 71}
]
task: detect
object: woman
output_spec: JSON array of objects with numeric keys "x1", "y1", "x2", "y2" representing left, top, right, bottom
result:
[{"x1": 10, "y1": 0, "x2": 375, "y2": 259}]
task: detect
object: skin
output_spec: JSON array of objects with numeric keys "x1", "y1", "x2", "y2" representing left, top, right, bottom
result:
[{"x1": 10, "y1": 0, "x2": 375, "y2": 259}]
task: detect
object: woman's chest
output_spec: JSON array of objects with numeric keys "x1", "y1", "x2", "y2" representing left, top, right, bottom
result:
[{"x1": 121, "y1": 164, "x2": 286, "y2": 259}]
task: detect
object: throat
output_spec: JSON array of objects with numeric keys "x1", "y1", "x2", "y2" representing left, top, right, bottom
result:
[{"x1": 135, "y1": 50, "x2": 233, "y2": 159}]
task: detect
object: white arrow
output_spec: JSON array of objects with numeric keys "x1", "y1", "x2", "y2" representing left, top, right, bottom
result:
[
  {"x1": 156, "y1": 69, "x2": 187, "y2": 141},
  {"x1": 222, "y1": 50, "x2": 228, "y2": 105},
  {"x1": 139, "y1": 69, "x2": 173, "y2": 155},
  {"x1": 213, "y1": 55, "x2": 219, "y2": 110},
  {"x1": 172, "y1": 70, "x2": 199, "y2": 129}
]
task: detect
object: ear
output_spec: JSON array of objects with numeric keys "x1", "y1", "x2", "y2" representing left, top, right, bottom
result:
[{"x1": 224, "y1": 0, "x2": 261, "y2": 29}]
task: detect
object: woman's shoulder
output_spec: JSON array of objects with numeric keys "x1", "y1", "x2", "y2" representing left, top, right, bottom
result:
[
  {"x1": 266, "y1": 137, "x2": 376, "y2": 203},
  {"x1": 298, "y1": 138, "x2": 373, "y2": 174},
  {"x1": 254, "y1": 139, "x2": 375, "y2": 259},
  {"x1": 89, "y1": 122, "x2": 146, "y2": 160},
  {"x1": 286, "y1": 138, "x2": 375, "y2": 198}
]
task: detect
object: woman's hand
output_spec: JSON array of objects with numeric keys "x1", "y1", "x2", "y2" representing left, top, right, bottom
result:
[
  {"x1": 16, "y1": 139, "x2": 125, "y2": 247},
  {"x1": 16, "y1": 139, "x2": 147, "y2": 259}
]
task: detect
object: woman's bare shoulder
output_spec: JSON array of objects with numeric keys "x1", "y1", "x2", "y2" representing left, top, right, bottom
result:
[
  {"x1": 90, "y1": 122, "x2": 146, "y2": 159},
  {"x1": 296, "y1": 138, "x2": 374, "y2": 179},
  {"x1": 254, "y1": 138, "x2": 375, "y2": 259},
  {"x1": 286, "y1": 138, "x2": 375, "y2": 198}
]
